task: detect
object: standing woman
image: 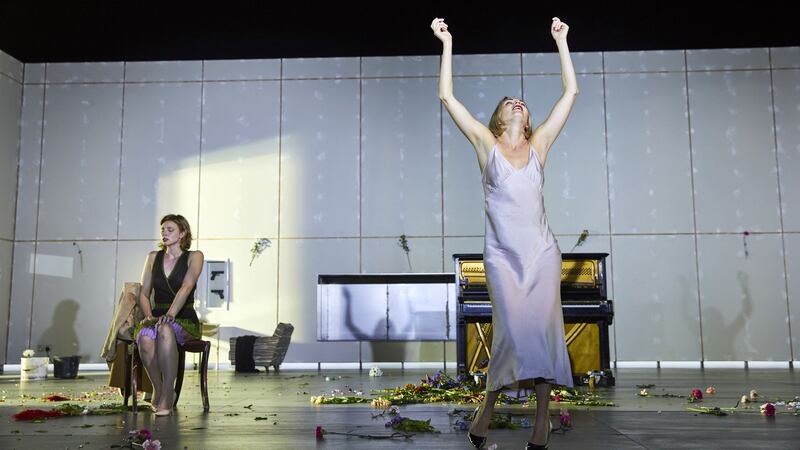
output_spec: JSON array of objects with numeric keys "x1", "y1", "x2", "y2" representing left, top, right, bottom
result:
[
  {"x1": 431, "y1": 17, "x2": 578, "y2": 449},
  {"x1": 135, "y1": 214, "x2": 204, "y2": 416}
]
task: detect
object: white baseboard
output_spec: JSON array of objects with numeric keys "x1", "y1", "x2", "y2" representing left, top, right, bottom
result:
[
  {"x1": 3, "y1": 360, "x2": 792, "y2": 374},
  {"x1": 613, "y1": 361, "x2": 793, "y2": 369}
]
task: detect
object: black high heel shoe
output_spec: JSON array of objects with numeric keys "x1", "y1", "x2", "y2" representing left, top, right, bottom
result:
[
  {"x1": 468, "y1": 432, "x2": 487, "y2": 449},
  {"x1": 525, "y1": 419, "x2": 552, "y2": 450}
]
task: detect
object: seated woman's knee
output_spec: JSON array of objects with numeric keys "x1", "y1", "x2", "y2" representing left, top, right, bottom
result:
[{"x1": 157, "y1": 323, "x2": 176, "y2": 339}]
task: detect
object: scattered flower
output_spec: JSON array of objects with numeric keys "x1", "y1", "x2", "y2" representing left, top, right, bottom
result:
[
  {"x1": 740, "y1": 395, "x2": 749, "y2": 405},
  {"x1": 742, "y1": 231, "x2": 750, "y2": 259},
  {"x1": 397, "y1": 234, "x2": 412, "y2": 272},
  {"x1": 638, "y1": 388, "x2": 650, "y2": 397},
  {"x1": 454, "y1": 418, "x2": 470, "y2": 431},
  {"x1": 571, "y1": 229, "x2": 590, "y2": 252},
  {"x1": 385, "y1": 414, "x2": 404, "y2": 428},
  {"x1": 690, "y1": 389, "x2": 703, "y2": 402},
  {"x1": 688, "y1": 406, "x2": 733, "y2": 416},
  {"x1": 249, "y1": 238, "x2": 272, "y2": 266},
  {"x1": 313, "y1": 425, "x2": 412, "y2": 440},
  {"x1": 750, "y1": 390, "x2": 758, "y2": 401},
  {"x1": 369, "y1": 366, "x2": 383, "y2": 377},
  {"x1": 386, "y1": 415, "x2": 437, "y2": 433},
  {"x1": 559, "y1": 408, "x2": 572, "y2": 428},
  {"x1": 372, "y1": 398, "x2": 392, "y2": 409},
  {"x1": 389, "y1": 405, "x2": 400, "y2": 415},
  {"x1": 137, "y1": 428, "x2": 153, "y2": 441},
  {"x1": 22, "y1": 349, "x2": 35, "y2": 358},
  {"x1": 142, "y1": 439, "x2": 161, "y2": 450},
  {"x1": 705, "y1": 387, "x2": 716, "y2": 395},
  {"x1": 12, "y1": 409, "x2": 63, "y2": 421},
  {"x1": 761, "y1": 403, "x2": 775, "y2": 417}
]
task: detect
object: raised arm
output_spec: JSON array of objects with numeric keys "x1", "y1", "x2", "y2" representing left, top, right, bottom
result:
[
  {"x1": 531, "y1": 17, "x2": 579, "y2": 166},
  {"x1": 431, "y1": 18, "x2": 495, "y2": 169}
]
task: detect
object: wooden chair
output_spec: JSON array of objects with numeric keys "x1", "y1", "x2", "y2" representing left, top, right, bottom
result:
[
  {"x1": 130, "y1": 338, "x2": 210, "y2": 413},
  {"x1": 229, "y1": 323, "x2": 294, "y2": 372}
]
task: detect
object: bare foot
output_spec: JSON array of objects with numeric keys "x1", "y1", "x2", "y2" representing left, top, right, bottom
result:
[{"x1": 155, "y1": 390, "x2": 174, "y2": 414}]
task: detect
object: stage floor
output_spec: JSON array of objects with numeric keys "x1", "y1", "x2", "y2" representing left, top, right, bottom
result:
[{"x1": 0, "y1": 368, "x2": 798, "y2": 449}]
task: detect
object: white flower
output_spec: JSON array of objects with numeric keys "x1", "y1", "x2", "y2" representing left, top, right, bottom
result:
[
  {"x1": 369, "y1": 366, "x2": 383, "y2": 377},
  {"x1": 142, "y1": 439, "x2": 161, "y2": 450},
  {"x1": 22, "y1": 349, "x2": 35, "y2": 358}
]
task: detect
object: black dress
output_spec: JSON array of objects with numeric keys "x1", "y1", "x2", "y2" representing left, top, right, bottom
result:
[{"x1": 135, "y1": 250, "x2": 201, "y2": 341}]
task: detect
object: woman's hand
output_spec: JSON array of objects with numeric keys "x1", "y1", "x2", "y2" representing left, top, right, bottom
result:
[
  {"x1": 551, "y1": 17, "x2": 569, "y2": 41},
  {"x1": 431, "y1": 17, "x2": 452, "y2": 43},
  {"x1": 142, "y1": 315, "x2": 155, "y2": 324},
  {"x1": 157, "y1": 314, "x2": 175, "y2": 325}
]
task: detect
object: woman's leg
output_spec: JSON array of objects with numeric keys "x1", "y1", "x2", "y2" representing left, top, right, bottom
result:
[
  {"x1": 528, "y1": 381, "x2": 552, "y2": 445},
  {"x1": 469, "y1": 388, "x2": 500, "y2": 437},
  {"x1": 155, "y1": 323, "x2": 179, "y2": 412},
  {"x1": 137, "y1": 335, "x2": 162, "y2": 407}
]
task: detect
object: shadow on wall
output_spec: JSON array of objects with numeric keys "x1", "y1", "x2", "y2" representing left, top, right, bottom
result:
[
  {"x1": 701, "y1": 271, "x2": 753, "y2": 360},
  {"x1": 342, "y1": 284, "x2": 420, "y2": 362},
  {"x1": 38, "y1": 299, "x2": 82, "y2": 360}
]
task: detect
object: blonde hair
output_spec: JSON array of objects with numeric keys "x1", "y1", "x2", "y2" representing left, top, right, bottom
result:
[
  {"x1": 158, "y1": 214, "x2": 193, "y2": 251},
  {"x1": 488, "y1": 96, "x2": 533, "y2": 140}
]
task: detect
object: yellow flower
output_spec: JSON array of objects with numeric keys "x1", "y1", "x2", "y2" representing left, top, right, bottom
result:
[{"x1": 371, "y1": 398, "x2": 391, "y2": 409}]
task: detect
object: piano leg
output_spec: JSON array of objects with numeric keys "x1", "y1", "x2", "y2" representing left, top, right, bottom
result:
[
  {"x1": 597, "y1": 320, "x2": 615, "y2": 386},
  {"x1": 457, "y1": 316, "x2": 467, "y2": 375}
]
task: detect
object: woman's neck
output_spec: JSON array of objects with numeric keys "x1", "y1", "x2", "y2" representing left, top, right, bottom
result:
[
  {"x1": 500, "y1": 127, "x2": 527, "y2": 149},
  {"x1": 165, "y1": 245, "x2": 183, "y2": 258}
]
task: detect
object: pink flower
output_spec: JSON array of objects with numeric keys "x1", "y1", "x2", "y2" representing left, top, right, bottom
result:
[
  {"x1": 552, "y1": 394, "x2": 562, "y2": 402},
  {"x1": 691, "y1": 389, "x2": 703, "y2": 401},
  {"x1": 142, "y1": 440, "x2": 161, "y2": 450},
  {"x1": 705, "y1": 387, "x2": 716, "y2": 395},
  {"x1": 760, "y1": 403, "x2": 775, "y2": 417},
  {"x1": 137, "y1": 428, "x2": 153, "y2": 441},
  {"x1": 315, "y1": 425, "x2": 325, "y2": 440},
  {"x1": 559, "y1": 408, "x2": 572, "y2": 428}
]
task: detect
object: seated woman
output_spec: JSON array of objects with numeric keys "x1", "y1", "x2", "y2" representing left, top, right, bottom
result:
[{"x1": 134, "y1": 214, "x2": 204, "y2": 416}]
